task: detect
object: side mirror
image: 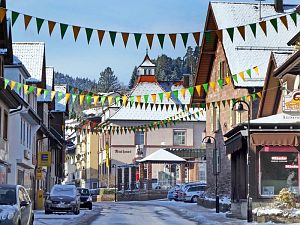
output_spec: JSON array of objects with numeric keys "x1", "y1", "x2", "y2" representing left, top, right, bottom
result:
[
  {"x1": 20, "y1": 201, "x2": 29, "y2": 207},
  {"x1": 43, "y1": 192, "x2": 50, "y2": 198}
]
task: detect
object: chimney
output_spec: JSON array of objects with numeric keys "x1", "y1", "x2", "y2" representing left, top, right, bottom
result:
[
  {"x1": 275, "y1": 0, "x2": 283, "y2": 13},
  {"x1": 183, "y1": 74, "x2": 190, "y2": 88}
]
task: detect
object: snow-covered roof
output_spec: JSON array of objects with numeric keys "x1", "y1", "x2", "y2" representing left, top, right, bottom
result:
[
  {"x1": 12, "y1": 42, "x2": 45, "y2": 83},
  {"x1": 138, "y1": 148, "x2": 186, "y2": 163},
  {"x1": 109, "y1": 81, "x2": 206, "y2": 121},
  {"x1": 139, "y1": 54, "x2": 156, "y2": 67},
  {"x1": 211, "y1": 1, "x2": 299, "y2": 87},
  {"x1": 83, "y1": 108, "x2": 103, "y2": 116},
  {"x1": 250, "y1": 113, "x2": 300, "y2": 124},
  {"x1": 273, "y1": 52, "x2": 293, "y2": 68}
]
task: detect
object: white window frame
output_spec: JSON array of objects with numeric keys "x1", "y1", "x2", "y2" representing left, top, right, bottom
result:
[
  {"x1": 173, "y1": 130, "x2": 186, "y2": 146},
  {"x1": 135, "y1": 131, "x2": 145, "y2": 145}
]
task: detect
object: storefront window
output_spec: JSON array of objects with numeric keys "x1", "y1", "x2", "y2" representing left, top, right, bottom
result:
[
  {"x1": 260, "y1": 146, "x2": 299, "y2": 196},
  {"x1": 0, "y1": 164, "x2": 6, "y2": 184}
]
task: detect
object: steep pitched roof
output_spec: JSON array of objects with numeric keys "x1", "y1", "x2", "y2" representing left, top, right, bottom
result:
[
  {"x1": 139, "y1": 54, "x2": 156, "y2": 67},
  {"x1": 12, "y1": 42, "x2": 45, "y2": 83},
  {"x1": 38, "y1": 66, "x2": 54, "y2": 102}
]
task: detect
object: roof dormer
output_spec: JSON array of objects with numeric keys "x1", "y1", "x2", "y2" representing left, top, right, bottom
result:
[{"x1": 137, "y1": 50, "x2": 156, "y2": 76}]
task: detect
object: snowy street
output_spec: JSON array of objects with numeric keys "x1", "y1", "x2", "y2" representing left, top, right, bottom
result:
[{"x1": 33, "y1": 200, "x2": 298, "y2": 225}]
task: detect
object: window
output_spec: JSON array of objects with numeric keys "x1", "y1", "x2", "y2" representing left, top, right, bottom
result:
[
  {"x1": 135, "y1": 131, "x2": 144, "y2": 145},
  {"x1": 173, "y1": 130, "x2": 186, "y2": 145},
  {"x1": 218, "y1": 60, "x2": 227, "y2": 83},
  {"x1": 216, "y1": 106, "x2": 220, "y2": 131},
  {"x1": 29, "y1": 126, "x2": 32, "y2": 149},
  {"x1": 20, "y1": 119, "x2": 23, "y2": 144},
  {"x1": 22, "y1": 121, "x2": 25, "y2": 145},
  {"x1": 3, "y1": 111, "x2": 8, "y2": 140},
  {"x1": 211, "y1": 106, "x2": 216, "y2": 132},
  {"x1": 26, "y1": 124, "x2": 29, "y2": 147},
  {"x1": 260, "y1": 147, "x2": 299, "y2": 196},
  {"x1": 17, "y1": 170, "x2": 24, "y2": 186},
  {"x1": 230, "y1": 102, "x2": 236, "y2": 127}
]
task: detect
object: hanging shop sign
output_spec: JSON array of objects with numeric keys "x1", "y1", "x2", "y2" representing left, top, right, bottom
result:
[
  {"x1": 38, "y1": 152, "x2": 51, "y2": 167},
  {"x1": 36, "y1": 167, "x2": 43, "y2": 180},
  {"x1": 283, "y1": 90, "x2": 300, "y2": 112}
]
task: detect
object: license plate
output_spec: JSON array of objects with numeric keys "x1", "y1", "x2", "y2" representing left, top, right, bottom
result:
[{"x1": 57, "y1": 204, "x2": 67, "y2": 208}]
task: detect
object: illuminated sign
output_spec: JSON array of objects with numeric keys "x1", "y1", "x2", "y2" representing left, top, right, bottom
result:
[
  {"x1": 283, "y1": 90, "x2": 300, "y2": 112},
  {"x1": 285, "y1": 165, "x2": 298, "y2": 169},
  {"x1": 271, "y1": 156, "x2": 287, "y2": 162}
]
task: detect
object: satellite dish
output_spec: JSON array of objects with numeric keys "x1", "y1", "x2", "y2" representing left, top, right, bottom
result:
[{"x1": 294, "y1": 75, "x2": 300, "y2": 91}]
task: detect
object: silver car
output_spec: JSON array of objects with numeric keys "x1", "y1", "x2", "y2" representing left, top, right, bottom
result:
[
  {"x1": 44, "y1": 184, "x2": 80, "y2": 214},
  {"x1": 0, "y1": 184, "x2": 34, "y2": 225}
]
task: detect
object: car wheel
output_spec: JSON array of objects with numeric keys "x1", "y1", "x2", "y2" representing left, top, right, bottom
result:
[
  {"x1": 74, "y1": 208, "x2": 80, "y2": 215},
  {"x1": 45, "y1": 210, "x2": 52, "y2": 214},
  {"x1": 89, "y1": 204, "x2": 92, "y2": 210},
  {"x1": 191, "y1": 196, "x2": 198, "y2": 203}
]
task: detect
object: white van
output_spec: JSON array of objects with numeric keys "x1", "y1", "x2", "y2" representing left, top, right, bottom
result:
[{"x1": 182, "y1": 184, "x2": 206, "y2": 203}]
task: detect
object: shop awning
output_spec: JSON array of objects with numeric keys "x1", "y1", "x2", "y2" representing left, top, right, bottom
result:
[
  {"x1": 225, "y1": 133, "x2": 243, "y2": 155},
  {"x1": 251, "y1": 133, "x2": 300, "y2": 146}
]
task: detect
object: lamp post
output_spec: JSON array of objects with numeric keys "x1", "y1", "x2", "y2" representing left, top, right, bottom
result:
[
  {"x1": 202, "y1": 136, "x2": 219, "y2": 213},
  {"x1": 232, "y1": 100, "x2": 252, "y2": 222},
  {"x1": 112, "y1": 164, "x2": 117, "y2": 202}
]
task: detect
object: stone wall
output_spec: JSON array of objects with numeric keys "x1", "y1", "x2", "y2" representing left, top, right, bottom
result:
[{"x1": 117, "y1": 190, "x2": 168, "y2": 201}]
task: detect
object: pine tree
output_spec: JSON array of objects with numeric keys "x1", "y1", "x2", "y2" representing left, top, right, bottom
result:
[
  {"x1": 128, "y1": 66, "x2": 138, "y2": 89},
  {"x1": 98, "y1": 67, "x2": 121, "y2": 92}
]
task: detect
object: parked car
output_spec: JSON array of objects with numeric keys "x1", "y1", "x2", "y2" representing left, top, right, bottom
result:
[
  {"x1": 167, "y1": 184, "x2": 181, "y2": 201},
  {"x1": 0, "y1": 184, "x2": 34, "y2": 225},
  {"x1": 177, "y1": 182, "x2": 206, "y2": 201},
  {"x1": 182, "y1": 184, "x2": 206, "y2": 203},
  {"x1": 89, "y1": 189, "x2": 100, "y2": 196},
  {"x1": 77, "y1": 188, "x2": 92, "y2": 210},
  {"x1": 44, "y1": 184, "x2": 80, "y2": 214}
]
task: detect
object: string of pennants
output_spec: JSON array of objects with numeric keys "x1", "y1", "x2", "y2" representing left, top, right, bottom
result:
[
  {"x1": 2, "y1": 65, "x2": 259, "y2": 111},
  {"x1": 0, "y1": 7, "x2": 297, "y2": 48}
]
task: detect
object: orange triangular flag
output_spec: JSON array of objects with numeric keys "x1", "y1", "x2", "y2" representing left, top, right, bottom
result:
[
  {"x1": 97, "y1": 30, "x2": 105, "y2": 46},
  {"x1": 259, "y1": 21, "x2": 267, "y2": 36},
  {"x1": 72, "y1": 26, "x2": 81, "y2": 41},
  {"x1": 93, "y1": 95, "x2": 99, "y2": 106},
  {"x1": 209, "y1": 82, "x2": 216, "y2": 91},
  {"x1": 280, "y1": 15, "x2": 288, "y2": 29},
  {"x1": 215, "y1": 30, "x2": 222, "y2": 42},
  {"x1": 181, "y1": 88, "x2": 186, "y2": 99},
  {"x1": 193, "y1": 32, "x2": 201, "y2": 45},
  {"x1": 237, "y1": 26, "x2": 245, "y2": 40},
  {"x1": 24, "y1": 15, "x2": 32, "y2": 30},
  {"x1": 216, "y1": 101, "x2": 221, "y2": 108},
  {"x1": 151, "y1": 94, "x2": 156, "y2": 103},
  {"x1": 257, "y1": 92, "x2": 262, "y2": 98},
  {"x1": 206, "y1": 102, "x2": 210, "y2": 109},
  {"x1": 165, "y1": 92, "x2": 171, "y2": 101},
  {"x1": 122, "y1": 96, "x2": 128, "y2": 106},
  {"x1": 65, "y1": 93, "x2": 71, "y2": 104},
  {"x1": 146, "y1": 34, "x2": 154, "y2": 49},
  {"x1": 227, "y1": 99, "x2": 231, "y2": 106},
  {"x1": 253, "y1": 66, "x2": 259, "y2": 75},
  {"x1": 122, "y1": 32, "x2": 129, "y2": 47},
  {"x1": 195, "y1": 85, "x2": 201, "y2": 96},
  {"x1": 107, "y1": 96, "x2": 113, "y2": 105},
  {"x1": 169, "y1": 34, "x2": 177, "y2": 48},
  {"x1": 0, "y1": 8, "x2": 6, "y2": 23},
  {"x1": 136, "y1": 96, "x2": 141, "y2": 105},
  {"x1": 225, "y1": 76, "x2": 231, "y2": 85},
  {"x1": 79, "y1": 95, "x2": 85, "y2": 105},
  {"x1": 48, "y1": 21, "x2": 56, "y2": 36},
  {"x1": 239, "y1": 71, "x2": 245, "y2": 81}
]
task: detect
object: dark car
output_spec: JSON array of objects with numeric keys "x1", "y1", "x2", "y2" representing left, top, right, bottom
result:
[
  {"x1": 44, "y1": 184, "x2": 80, "y2": 214},
  {"x1": 77, "y1": 188, "x2": 92, "y2": 210},
  {"x1": 0, "y1": 184, "x2": 34, "y2": 225}
]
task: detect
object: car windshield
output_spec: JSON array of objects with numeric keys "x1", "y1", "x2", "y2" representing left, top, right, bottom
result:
[
  {"x1": 51, "y1": 185, "x2": 75, "y2": 197},
  {"x1": 0, "y1": 186, "x2": 16, "y2": 205},
  {"x1": 78, "y1": 188, "x2": 90, "y2": 196}
]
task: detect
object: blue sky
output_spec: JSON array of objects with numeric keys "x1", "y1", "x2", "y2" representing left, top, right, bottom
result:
[{"x1": 7, "y1": 0, "x2": 299, "y2": 85}]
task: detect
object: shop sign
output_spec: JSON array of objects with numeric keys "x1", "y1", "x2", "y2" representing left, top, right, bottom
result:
[
  {"x1": 283, "y1": 90, "x2": 300, "y2": 112},
  {"x1": 36, "y1": 167, "x2": 43, "y2": 180},
  {"x1": 271, "y1": 156, "x2": 287, "y2": 162},
  {"x1": 115, "y1": 149, "x2": 132, "y2": 154},
  {"x1": 285, "y1": 165, "x2": 298, "y2": 169},
  {"x1": 38, "y1": 152, "x2": 51, "y2": 167}
]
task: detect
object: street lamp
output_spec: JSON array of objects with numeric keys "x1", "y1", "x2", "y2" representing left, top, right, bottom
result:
[
  {"x1": 112, "y1": 164, "x2": 117, "y2": 202},
  {"x1": 202, "y1": 136, "x2": 219, "y2": 213},
  {"x1": 232, "y1": 100, "x2": 252, "y2": 222}
]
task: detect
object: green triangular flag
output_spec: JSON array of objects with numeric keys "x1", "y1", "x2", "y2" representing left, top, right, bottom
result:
[
  {"x1": 44, "y1": 89, "x2": 49, "y2": 99},
  {"x1": 290, "y1": 13, "x2": 297, "y2": 26},
  {"x1": 17, "y1": 83, "x2": 22, "y2": 91},
  {"x1": 72, "y1": 93, "x2": 77, "y2": 103},
  {"x1": 27, "y1": 86, "x2": 36, "y2": 94},
  {"x1": 226, "y1": 27, "x2": 234, "y2": 42},
  {"x1": 242, "y1": 96, "x2": 246, "y2": 101},
  {"x1": 109, "y1": 31, "x2": 117, "y2": 46},
  {"x1": 181, "y1": 33, "x2": 189, "y2": 48},
  {"x1": 217, "y1": 79, "x2": 223, "y2": 88},
  {"x1": 252, "y1": 93, "x2": 257, "y2": 101},
  {"x1": 270, "y1": 18, "x2": 278, "y2": 32},
  {"x1": 158, "y1": 93, "x2": 164, "y2": 102},
  {"x1": 60, "y1": 23, "x2": 68, "y2": 39},
  {"x1": 188, "y1": 86, "x2": 194, "y2": 96},
  {"x1": 222, "y1": 100, "x2": 226, "y2": 107},
  {"x1": 200, "y1": 103, "x2": 206, "y2": 109},
  {"x1": 86, "y1": 95, "x2": 92, "y2": 105},
  {"x1": 58, "y1": 92, "x2": 63, "y2": 102},
  {"x1": 203, "y1": 83, "x2": 209, "y2": 93},
  {"x1": 115, "y1": 96, "x2": 120, "y2": 106},
  {"x1": 134, "y1": 33, "x2": 142, "y2": 48},
  {"x1": 130, "y1": 96, "x2": 134, "y2": 107},
  {"x1": 173, "y1": 90, "x2": 179, "y2": 99},
  {"x1": 144, "y1": 95, "x2": 149, "y2": 104},
  {"x1": 249, "y1": 23, "x2": 256, "y2": 37},
  {"x1": 246, "y1": 69, "x2": 251, "y2": 78},
  {"x1": 232, "y1": 74, "x2": 238, "y2": 83},
  {"x1": 157, "y1": 34, "x2": 165, "y2": 48},
  {"x1": 101, "y1": 96, "x2": 106, "y2": 106},
  {"x1": 4, "y1": 79, "x2": 9, "y2": 89},
  {"x1": 36, "y1": 18, "x2": 44, "y2": 34},
  {"x1": 205, "y1": 32, "x2": 211, "y2": 42},
  {"x1": 85, "y1": 28, "x2": 93, "y2": 44},
  {"x1": 12, "y1": 11, "x2": 19, "y2": 27}
]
